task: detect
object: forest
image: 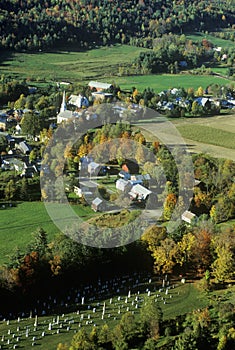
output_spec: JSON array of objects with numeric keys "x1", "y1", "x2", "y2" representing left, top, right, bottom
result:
[{"x1": 0, "y1": 0, "x2": 234, "y2": 51}]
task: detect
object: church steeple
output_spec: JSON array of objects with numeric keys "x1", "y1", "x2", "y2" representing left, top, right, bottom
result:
[{"x1": 60, "y1": 90, "x2": 66, "y2": 113}]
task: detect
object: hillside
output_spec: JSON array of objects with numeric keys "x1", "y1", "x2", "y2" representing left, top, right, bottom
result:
[{"x1": 0, "y1": 0, "x2": 234, "y2": 51}]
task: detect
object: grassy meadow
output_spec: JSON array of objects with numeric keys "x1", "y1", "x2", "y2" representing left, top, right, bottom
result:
[
  {"x1": 186, "y1": 31, "x2": 235, "y2": 49},
  {"x1": 0, "y1": 202, "x2": 94, "y2": 265},
  {"x1": 0, "y1": 45, "x2": 148, "y2": 83},
  {"x1": 0, "y1": 44, "x2": 233, "y2": 94}
]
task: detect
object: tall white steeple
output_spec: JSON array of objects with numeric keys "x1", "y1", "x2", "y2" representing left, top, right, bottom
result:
[{"x1": 60, "y1": 90, "x2": 66, "y2": 113}]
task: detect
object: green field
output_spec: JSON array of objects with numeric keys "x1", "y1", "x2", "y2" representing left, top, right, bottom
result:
[
  {"x1": 114, "y1": 73, "x2": 231, "y2": 92},
  {"x1": 0, "y1": 202, "x2": 94, "y2": 265},
  {"x1": 138, "y1": 112, "x2": 235, "y2": 161},
  {"x1": 186, "y1": 32, "x2": 235, "y2": 49},
  {"x1": 176, "y1": 124, "x2": 235, "y2": 150},
  {"x1": 0, "y1": 45, "x2": 148, "y2": 83},
  {"x1": 0, "y1": 44, "x2": 232, "y2": 94}
]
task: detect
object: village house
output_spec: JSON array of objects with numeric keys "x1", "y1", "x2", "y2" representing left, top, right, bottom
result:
[
  {"x1": 129, "y1": 184, "x2": 152, "y2": 202},
  {"x1": 116, "y1": 178, "x2": 132, "y2": 192},
  {"x1": 68, "y1": 94, "x2": 89, "y2": 109},
  {"x1": 17, "y1": 141, "x2": 31, "y2": 155}
]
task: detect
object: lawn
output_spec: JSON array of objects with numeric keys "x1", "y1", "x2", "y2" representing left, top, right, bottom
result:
[{"x1": 0, "y1": 201, "x2": 94, "y2": 265}]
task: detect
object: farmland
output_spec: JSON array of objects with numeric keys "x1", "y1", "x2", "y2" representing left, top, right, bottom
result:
[
  {"x1": 0, "y1": 45, "x2": 148, "y2": 83},
  {"x1": 138, "y1": 112, "x2": 235, "y2": 161},
  {"x1": 0, "y1": 202, "x2": 94, "y2": 265},
  {"x1": 114, "y1": 73, "x2": 231, "y2": 92},
  {"x1": 0, "y1": 44, "x2": 233, "y2": 94},
  {"x1": 186, "y1": 31, "x2": 235, "y2": 49}
]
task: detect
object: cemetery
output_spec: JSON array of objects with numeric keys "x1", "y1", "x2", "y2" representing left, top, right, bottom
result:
[{"x1": 0, "y1": 272, "x2": 203, "y2": 349}]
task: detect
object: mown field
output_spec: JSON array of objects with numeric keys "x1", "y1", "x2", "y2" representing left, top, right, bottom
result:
[
  {"x1": 0, "y1": 202, "x2": 94, "y2": 265},
  {"x1": 138, "y1": 112, "x2": 235, "y2": 161},
  {"x1": 176, "y1": 125, "x2": 235, "y2": 150},
  {"x1": 114, "y1": 73, "x2": 231, "y2": 92}
]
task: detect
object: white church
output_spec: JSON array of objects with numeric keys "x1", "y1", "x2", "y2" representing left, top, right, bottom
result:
[{"x1": 57, "y1": 91, "x2": 89, "y2": 124}]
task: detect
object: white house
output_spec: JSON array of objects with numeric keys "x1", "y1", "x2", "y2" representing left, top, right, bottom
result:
[
  {"x1": 91, "y1": 197, "x2": 104, "y2": 212},
  {"x1": 68, "y1": 94, "x2": 89, "y2": 108},
  {"x1": 116, "y1": 179, "x2": 131, "y2": 192},
  {"x1": 129, "y1": 184, "x2": 152, "y2": 201}
]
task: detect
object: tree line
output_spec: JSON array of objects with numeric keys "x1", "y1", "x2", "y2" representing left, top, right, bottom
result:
[{"x1": 0, "y1": 0, "x2": 234, "y2": 51}]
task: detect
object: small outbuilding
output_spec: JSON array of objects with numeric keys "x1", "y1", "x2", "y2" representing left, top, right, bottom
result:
[
  {"x1": 91, "y1": 197, "x2": 104, "y2": 212},
  {"x1": 181, "y1": 210, "x2": 196, "y2": 224}
]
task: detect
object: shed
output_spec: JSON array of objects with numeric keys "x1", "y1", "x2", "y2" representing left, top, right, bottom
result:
[
  {"x1": 181, "y1": 210, "x2": 196, "y2": 224},
  {"x1": 91, "y1": 197, "x2": 104, "y2": 212}
]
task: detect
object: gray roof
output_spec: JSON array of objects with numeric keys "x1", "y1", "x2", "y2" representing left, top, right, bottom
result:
[
  {"x1": 129, "y1": 184, "x2": 152, "y2": 200},
  {"x1": 92, "y1": 197, "x2": 103, "y2": 206},
  {"x1": 88, "y1": 81, "x2": 112, "y2": 90}
]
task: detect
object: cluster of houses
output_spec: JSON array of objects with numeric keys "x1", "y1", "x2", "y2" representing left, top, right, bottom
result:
[
  {"x1": 72, "y1": 158, "x2": 199, "y2": 226},
  {"x1": 0, "y1": 133, "x2": 40, "y2": 178},
  {"x1": 155, "y1": 88, "x2": 222, "y2": 113}
]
